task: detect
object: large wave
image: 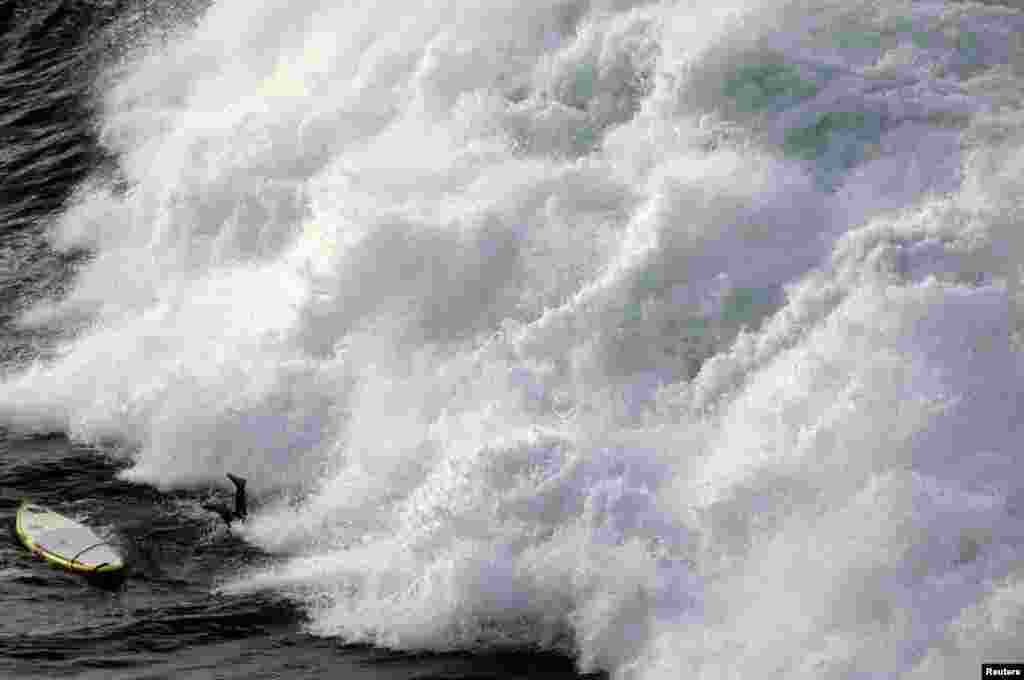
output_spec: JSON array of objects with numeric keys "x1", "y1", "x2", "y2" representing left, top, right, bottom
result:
[{"x1": 3, "y1": 0, "x2": 1024, "y2": 677}]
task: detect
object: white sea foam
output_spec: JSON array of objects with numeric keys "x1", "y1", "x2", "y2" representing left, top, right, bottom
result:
[{"x1": 3, "y1": 0, "x2": 1024, "y2": 677}]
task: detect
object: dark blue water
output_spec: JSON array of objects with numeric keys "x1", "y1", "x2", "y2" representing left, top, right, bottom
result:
[{"x1": 0, "y1": 2, "x2": 601, "y2": 678}]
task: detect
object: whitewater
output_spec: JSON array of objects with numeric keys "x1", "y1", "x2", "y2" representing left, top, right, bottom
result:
[{"x1": 2, "y1": 0, "x2": 1024, "y2": 677}]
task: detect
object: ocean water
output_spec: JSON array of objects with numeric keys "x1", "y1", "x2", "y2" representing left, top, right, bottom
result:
[{"x1": 2, "y1": 0, "x2": 1024, "y2": 678}]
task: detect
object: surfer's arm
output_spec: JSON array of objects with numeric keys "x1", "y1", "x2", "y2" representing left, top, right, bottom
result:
[
  {"x1": 201, "y1": 502, "x2": 235, "y2": 526},
  {"x1": 226, "y1": 473, "x2": 247, "y2": 520}
]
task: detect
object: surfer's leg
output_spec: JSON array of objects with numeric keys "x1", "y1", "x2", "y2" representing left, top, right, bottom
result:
[{"x1": 226, "y1": 473, "x2": 247, "y2": 520}]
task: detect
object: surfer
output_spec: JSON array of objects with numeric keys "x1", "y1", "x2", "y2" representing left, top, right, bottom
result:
[{"x1": 202, "y1": 473, "x2": 248, "y2": 526}]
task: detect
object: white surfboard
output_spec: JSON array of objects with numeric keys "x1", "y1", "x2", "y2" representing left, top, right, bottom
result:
[{"x1": 15, "y1": 502, "x2": 125, "y2": 579}]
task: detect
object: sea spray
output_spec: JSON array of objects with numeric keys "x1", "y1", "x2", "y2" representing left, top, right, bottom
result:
[{"x1": 2, "y1": 0, "x2": 1024, "y2": 678}]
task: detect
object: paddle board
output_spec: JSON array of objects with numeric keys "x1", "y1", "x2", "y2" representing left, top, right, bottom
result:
[{"x1": 15, "y1": 502, "x2": 125, "y2": 581}]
